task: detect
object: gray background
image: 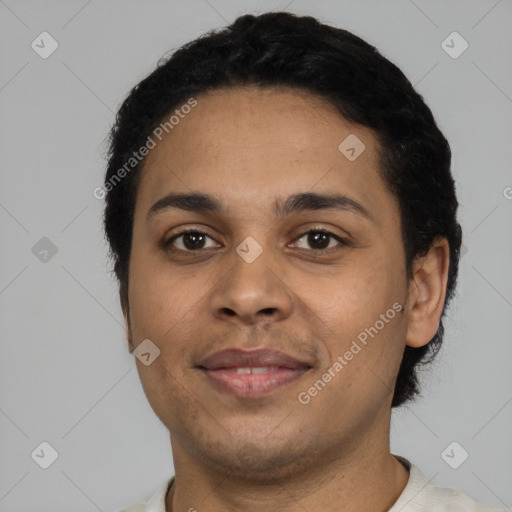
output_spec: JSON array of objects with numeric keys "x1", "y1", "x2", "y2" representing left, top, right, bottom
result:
[{"x1": 1, "y1": 0, "x2": 511, "y2": 511}]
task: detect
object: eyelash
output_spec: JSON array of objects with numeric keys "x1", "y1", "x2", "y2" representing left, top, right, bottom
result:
[{"x1": 163, "y1": 228, "x2": 348, "y2": 256}]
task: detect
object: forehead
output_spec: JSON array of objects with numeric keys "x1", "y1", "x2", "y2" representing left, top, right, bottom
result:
[{"x1": 135, "y1": 86, "x2": 396, "y2": 222}]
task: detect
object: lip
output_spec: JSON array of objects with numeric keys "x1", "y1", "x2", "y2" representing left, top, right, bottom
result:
[{"x1": 196, "y1": 348, "x2": 312, "y2": 398}]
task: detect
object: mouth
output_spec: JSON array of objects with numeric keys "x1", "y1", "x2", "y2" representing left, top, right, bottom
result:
[{"x1": 196, "y1": 348, "x2": 313, "y2": 398}]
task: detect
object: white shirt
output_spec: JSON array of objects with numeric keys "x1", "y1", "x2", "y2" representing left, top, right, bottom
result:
[{"x1": 117, "y1": 455, "x2": 506, "y2": 511}]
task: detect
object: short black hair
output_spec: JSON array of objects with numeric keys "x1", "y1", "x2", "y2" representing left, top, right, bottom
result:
[{"x1": 103, "y1": 11, "x2": 462, "y2": 408}]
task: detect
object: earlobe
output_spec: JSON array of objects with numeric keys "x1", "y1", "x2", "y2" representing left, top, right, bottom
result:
[{"x1": 405, "y1": 237, "x2": 450, "y2": 348}]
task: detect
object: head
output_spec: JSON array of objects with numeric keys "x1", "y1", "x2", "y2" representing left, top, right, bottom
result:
[{"x1": 102, "y1": 12, "x2": 461, "y2": 478}]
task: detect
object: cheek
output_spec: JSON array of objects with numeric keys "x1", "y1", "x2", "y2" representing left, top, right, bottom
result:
[
  {"x1": 312, "y1": 255, "x2": 399, "y2": 324},
  {"x1": 128, "y1": 245, "x2": 210, "y2": 340},
  {"x1": 128, "y1": 256, "x2": 205, "y2": 427},
  {"x1": 136, "y1": 356, "x2": 202, "y2": 438},
  {"x1": 311, "y1": 255, "x2": 406, "y2": 378}
]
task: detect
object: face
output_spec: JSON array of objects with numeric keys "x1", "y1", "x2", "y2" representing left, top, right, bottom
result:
[{"x1": 126, "y1": 86, "x2": 412, "y2": 480}]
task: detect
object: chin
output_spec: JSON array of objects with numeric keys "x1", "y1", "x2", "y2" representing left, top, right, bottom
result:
[{"x1": 190, "y1": 434, "x2": 319, "y2": 484}]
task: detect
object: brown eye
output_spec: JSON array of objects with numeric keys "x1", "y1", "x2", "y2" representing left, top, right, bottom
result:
[
  {"x1": 293, "y1": 230, "x2": 346, "y2": 252},
  {"x1": 165, "y1": 230, "x2": 219, "y2": 252},
  {"x1": 308, "y1": 232, "x2": 330, "y2": 249}
]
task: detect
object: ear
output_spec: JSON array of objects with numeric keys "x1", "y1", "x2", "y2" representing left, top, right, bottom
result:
[
  {"x1": 405, "y1": 237, "x2": 450, "y2": 348},
  {"x1": 120, "y1": 293, "x2": 134, "y2": 353}
]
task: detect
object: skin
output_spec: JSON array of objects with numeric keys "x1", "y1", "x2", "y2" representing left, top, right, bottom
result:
[{"x1": 123, "y1": 86, "x2": 450, "y2": 512}]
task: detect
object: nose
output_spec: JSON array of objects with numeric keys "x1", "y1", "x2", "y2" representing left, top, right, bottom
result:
[{"x1": 209, "y1": 247, "x2": 294, "y2": 326}]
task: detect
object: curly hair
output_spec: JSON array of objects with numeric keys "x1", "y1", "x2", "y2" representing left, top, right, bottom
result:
[{"x1": 102, "y1": 11, "x2": 462, "y2": 408}]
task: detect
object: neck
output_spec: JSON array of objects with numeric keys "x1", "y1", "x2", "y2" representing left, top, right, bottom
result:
[{"x1": 165, "y1": 420, "x2": 410, "y2": 512}]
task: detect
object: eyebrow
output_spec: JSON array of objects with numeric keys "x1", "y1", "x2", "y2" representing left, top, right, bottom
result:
[{"x1": 146, "y1": 191, "x2": 373, "y2": 222}]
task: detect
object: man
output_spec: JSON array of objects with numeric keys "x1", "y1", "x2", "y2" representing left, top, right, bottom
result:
[{"x1": 102, "y1": 11, "x2": 504, "y2": 512}]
